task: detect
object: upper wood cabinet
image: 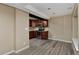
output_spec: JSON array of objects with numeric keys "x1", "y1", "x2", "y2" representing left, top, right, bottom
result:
[
  {"x1": 42, "y1": 20, "x2": 48, "y2": 27},
  {"x1": 38, "y1": 20, "x2": 48, "y2": 27},
  {"x1": 29, "y1": 20, "x2": 38, "y2": 27},
  {"x1": 29, "y1": 19, "x2": 48, "y2": 27}
]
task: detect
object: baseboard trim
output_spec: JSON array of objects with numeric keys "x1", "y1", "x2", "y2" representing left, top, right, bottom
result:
[
  {"x1": 3, "y1": 50, "x2": 15, "y2": 55},
  {"x1": 72, "y1": 38, "x2": 79, "y2": 51},
  {"x1": 48, "y1": 38, "x2": 72, "y2": 43},
  {"x1": 15, "y1": 45, "x2": 29, "y2": 53}
]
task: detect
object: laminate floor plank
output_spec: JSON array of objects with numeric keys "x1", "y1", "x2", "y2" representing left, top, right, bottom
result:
[
  {"x1": 39, "y1": 41, "x2": 57, "y2": 55},
  {"x1": 10, "y1": 39, "x2": 74, "y2": 55}
]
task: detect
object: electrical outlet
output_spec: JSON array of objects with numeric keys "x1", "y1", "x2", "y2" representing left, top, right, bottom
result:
[{"x1": 25, "y1": 28, "x2": 28, "y2": 30}]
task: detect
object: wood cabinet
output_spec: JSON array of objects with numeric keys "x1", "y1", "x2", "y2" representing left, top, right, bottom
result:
[
  {"x1": 38, "y1": 20, "x2": 48, "y2": 27},
  {"x1": 29, "y1": 20, "x2": 38, "y2": 27},
  {"x1": 29, "y1": 31, "x2": 36, "y2": 39},
  {"x1": 42, "y1": 20, "x2": 48, "y2": 27},
  {"x1": 29, "y1": 31, "x2": 48, "y2": 39},
  {"x1": 29, "y1": 19, "x2": 48, "y2": 39},
  {"x1": 29, "y1": 19, "x2": 48, "y2": 27},
  {"x1": 37, "y1": 31, "x2": 48, "y2": 39},
  {"x1": 41, "y1": 31, "x2": 48, "y2": 39}
]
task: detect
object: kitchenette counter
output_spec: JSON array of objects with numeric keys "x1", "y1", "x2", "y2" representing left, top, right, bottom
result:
[
  {"x1": 29, "y1": 27, "x2": 48, "y2": 39},
  {"x1": 29, "y1": 27, "x2": 48, "y2": 31},
  {"x1": 29, "y1": 19, "x2": 48, "y2": 40}
]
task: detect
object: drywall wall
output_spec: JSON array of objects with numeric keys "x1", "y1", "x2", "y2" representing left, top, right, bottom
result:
[
  {"x1": 15, "y1": 9, "x2": 29, "y2": 51},
  {"x1": 0, "y1": 4, "x2": 29, "y2": 54},
  {"x1": 72, "y1": 16, "x2": 79, "y2": 54},
  {"x1": 78, "y1": 4, "x2": 79, "y2": 42},
  {"x1": 49, "y1": 15, "x2": 72, "y2": 43},
  {"x1": 71, "y1": 4, "x2": 79, "y2": 54},
  {"x1": 0, "y1": 4, "x2": 15, "y2": 54},
  {"x1": 72, "y1": 16, "x2": 78, "y2": 39}
]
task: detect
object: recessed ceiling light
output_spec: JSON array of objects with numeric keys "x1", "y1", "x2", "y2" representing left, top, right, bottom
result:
[
  {"x1": 53, "y1": 12, "x2": 55, "y2": 14},
  {"x1": 48, "y1": 8, "x2": 51, "y2": 10}
]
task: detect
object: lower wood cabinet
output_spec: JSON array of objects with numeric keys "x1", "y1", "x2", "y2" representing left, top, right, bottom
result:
[
  {"x1": 29, "y1": 31, "x2": 36, "y2": 39},
  {"x1": 29, "y1": 31, "x2": 48, "y2": 40},
  {"x1": 41, "y1": 31, "x2": 48, "y2": 39}
]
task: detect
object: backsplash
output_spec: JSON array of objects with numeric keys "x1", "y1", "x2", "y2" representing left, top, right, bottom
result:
[{"x1": 29, "y1": 27, "x2": 48, "y2": 31}]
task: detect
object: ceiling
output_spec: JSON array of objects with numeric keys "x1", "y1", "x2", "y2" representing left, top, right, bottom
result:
[{"x1": 5, "y1": 3, "x2": 75, "y2": 19}]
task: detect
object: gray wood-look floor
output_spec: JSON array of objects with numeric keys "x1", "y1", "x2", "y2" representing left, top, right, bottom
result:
[{"x1": 10, "y1": 39, "x2": 74, "y2": 55}]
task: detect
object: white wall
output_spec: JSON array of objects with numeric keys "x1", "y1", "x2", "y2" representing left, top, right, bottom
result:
[
  {"x1": 72, "y1": 16, "x2": 78, "y2": 39},
  {"x1": 71, "y1": 4, "x2": 79, "y2": 54},
  {"x1": 0, "y1": 4, "x2": 29, "y2": 54},
  {"x1": 49, "y1": 15, "x2": 72, "y2": 43},
  {"x1": 0, "y1": 4, "x2": 15, "y2": 54},
  {"x1": 15, "y1": 9, "x2": 29, "y2": 51}
]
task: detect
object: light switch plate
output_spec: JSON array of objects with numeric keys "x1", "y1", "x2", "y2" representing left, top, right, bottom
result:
[{"x1": 25, "y1": 28, "x2": 28, "y2": 30}]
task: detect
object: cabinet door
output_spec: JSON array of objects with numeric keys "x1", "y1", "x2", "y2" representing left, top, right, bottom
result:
[
  {"x1": 41, "y1": 31, "x2": 48, "y2": 39},
  {"x1": 29, "y1": 31, "x2": 37, "y2": 39},
  {"x1": 29, "y1": 31, "x2": 33, "y2": 39},
  {"x1": 35, "y1": 20, "x2": 38, "y2": 27},
  {"x1": 29, "y1": 20, "x2": 38, "y2": 27},
  {"x1": 42, "y1": 20, "x2": 48, "y2": 27},
  {"x1": 29, "y1": 20, "x2": 32, "y2": 27}
]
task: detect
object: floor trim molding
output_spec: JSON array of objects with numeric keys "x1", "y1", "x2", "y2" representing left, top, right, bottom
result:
[
  {"x1": 72, "y1": 38, "x2": 79, "y2": 52},
  {"x1": 15, "y1": 45, "x2": 29, "y2": 53},
  {"x1": 3, "y1": 50, "x2": 15, "y2": 55},
  {"x1": 48, "y1": 38, "x2": 72, "y2": 43}
]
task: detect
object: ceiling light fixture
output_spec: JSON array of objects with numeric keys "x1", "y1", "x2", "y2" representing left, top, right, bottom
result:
[
  {"x1": 48, "y1": 8, "x2": 51, "y2": 10},
  {"x1": 53, "y1": 12, "x2": 55, "y2": 14}
]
